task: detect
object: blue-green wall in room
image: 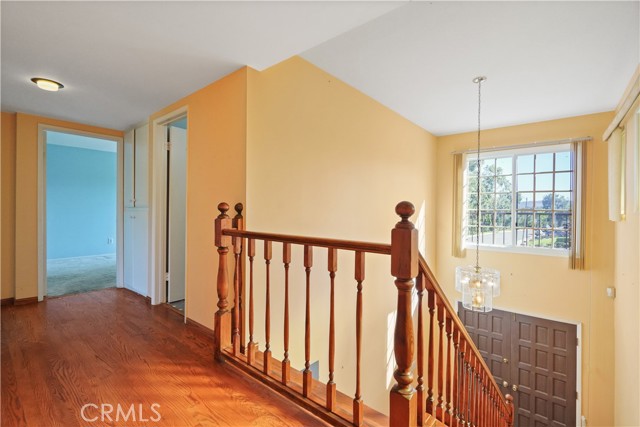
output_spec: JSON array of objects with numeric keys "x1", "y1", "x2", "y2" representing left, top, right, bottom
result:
[{"x1": 46, "y1": 143, "x2": 117, "y2": 259}]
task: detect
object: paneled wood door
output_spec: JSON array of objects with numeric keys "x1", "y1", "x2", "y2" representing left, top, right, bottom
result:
[{"x1": 458, "y1": 304, "x2": 577, "y2": 427}]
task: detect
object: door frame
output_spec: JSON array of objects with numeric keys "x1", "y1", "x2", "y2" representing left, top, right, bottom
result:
[
  {"x1": 456, "y1": 301, "x2": 582, "y2": 426},
  {"x1": 37, "y1": 124, "x2": 124, "y2": 301},
  {"x1": 150, "y1": 107, "x2": 188, "y2": 312}
]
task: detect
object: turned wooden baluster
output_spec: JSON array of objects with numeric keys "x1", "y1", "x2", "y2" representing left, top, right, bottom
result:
[
  {"x1": 445, "y1": 315, "x2": 453, "y2": 425},
  {"x1": 427, "y1": 290, "x2": 436, "y2": 416},
  {"x1": 471, "y1": 357, "x2": 478, "y2": 426},
  {"x1": 232, "y1": 203, "x2": 245, "y2": 353},
  {"x1": 302, "y1": 245, "x2": 313, "y2": 397},
  {"x1": 451, "y1": 328, "x2": 459, "y2": 427},
  {"x1": 415, "y1": 272, "x2": 425, "y2": 426},
  {"x1": 389, "y1": 201, "x2": 418, "y2": 427},
  {"x1": 282, "y1": 242, "x2": 291, "y2": 385},
  {"x1": 436, "y1": 302, "x2": 445, "y2": 422},
  {"x1": 214, "y1": 202, "x2": 232, "y2": 360},
  {"x1": 353, "y1": 251, "x2": 365, "y2": 427},
  {"x1": 459, "y1": 340, "x2": 467, "y2": 427},
  {"x1": 247, "y1": 239, "x2": 257, "y2": 366},
  {"x1": 232, "y1": 233, "x2": 242, "y2": 356},
  {"x1": 326, "y1": 248, "x2": 337, "y2": 411},
  {"x1": 263, "y1": 240, "x2": 273, "y2": 374}
]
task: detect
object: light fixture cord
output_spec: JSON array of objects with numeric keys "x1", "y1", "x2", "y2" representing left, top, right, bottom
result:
[{"x1": 475, "y1": 78, "x2": 482, "y2": 271}]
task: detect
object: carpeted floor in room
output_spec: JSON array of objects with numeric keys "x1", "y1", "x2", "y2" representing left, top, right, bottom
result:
[{"x1": 46, "y1": 254, "x2": 116, "y2": 296}]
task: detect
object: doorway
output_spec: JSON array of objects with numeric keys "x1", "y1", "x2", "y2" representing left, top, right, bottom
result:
[
  {"x1": 44, "y1": 130, "x2": 119, "y2": 297},
  {"x1": 458, "y1": 304, "x2": 578, "y2": 427},
  {"x1": 165, "y1": 118, "x2": 187, "y2": 312}
]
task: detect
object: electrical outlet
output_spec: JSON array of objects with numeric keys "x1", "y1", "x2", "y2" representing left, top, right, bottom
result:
[{"x1": 107, "y1": 237, "x2": 114, "y2": 245}]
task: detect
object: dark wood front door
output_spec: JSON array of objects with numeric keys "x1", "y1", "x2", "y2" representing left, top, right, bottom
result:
[{"x1": 458, "y1": 304, "x2": 577, "y2": 427}]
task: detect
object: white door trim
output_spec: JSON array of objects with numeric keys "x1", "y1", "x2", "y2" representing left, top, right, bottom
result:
[
  {"x1": 37, "y1": 124, "x2": 124, "y2": 301},
  {"x1": 149, "y1": 106, "x2": 188, "y2": 308}
]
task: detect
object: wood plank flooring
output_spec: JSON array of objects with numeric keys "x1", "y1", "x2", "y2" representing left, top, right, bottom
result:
[{"x1": 1, "y1": 288, "x2": 329, "y2": 426}]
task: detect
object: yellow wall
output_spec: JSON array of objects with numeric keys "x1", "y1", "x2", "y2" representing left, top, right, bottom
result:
[
  {"x1": 246, "y1": 56, "x2": 437, "y2": 414},
  {"x1": 436, "y1": 112, "x2": 615, "y2": 426},
  {"x1": 1, "y1": 112, "x2": 17, "y2": 300},
  {"x1": 149, "y1": 68, "x2": 247, "y2": 330},
  {"x1": 12, "y1": 113, "x2": 122, "y2": 300},
  {"x1": 613, "y1": 107, "x2": 640, "y2": 426}
]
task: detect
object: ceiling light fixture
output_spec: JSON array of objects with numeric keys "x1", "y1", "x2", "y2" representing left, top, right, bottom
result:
[
  {"x1": 455, "y1": 76, "x2": 501, "y2": 312},
  {"x1": 31, "y1": 77, "x2": 64, "y2": 92}
]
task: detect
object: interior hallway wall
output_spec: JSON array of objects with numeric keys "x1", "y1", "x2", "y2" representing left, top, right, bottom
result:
[{"x1": 1, "y1": 112, "x2": 17, "y2": 300}]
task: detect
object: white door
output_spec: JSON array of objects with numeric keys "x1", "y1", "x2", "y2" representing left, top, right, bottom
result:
[{"x1": 167, "y1": 126, "x2": 187, "y2": 303}]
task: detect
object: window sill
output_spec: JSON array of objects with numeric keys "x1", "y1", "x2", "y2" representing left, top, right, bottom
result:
[{"x1": 464, "y1": 244, "x2": 569, "y2": 258}]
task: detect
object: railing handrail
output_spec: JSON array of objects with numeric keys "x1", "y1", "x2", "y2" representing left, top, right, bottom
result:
[
  {"x1": 222, "y1": 228, "x2": 392, "y2": 255},
  {"x1": 418, "y1": 254, "x2": 510, "y2": 409}
]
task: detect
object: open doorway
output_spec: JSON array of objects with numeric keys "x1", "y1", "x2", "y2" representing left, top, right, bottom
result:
[
  {"x1": 45, "y1": 131, "x2": 118, "y2": 297},
  {"x1": 165, "y1": 118, "x2": 187, "y2": 312}
]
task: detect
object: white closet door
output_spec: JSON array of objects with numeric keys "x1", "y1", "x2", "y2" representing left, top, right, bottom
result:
[
  {"x1": 134, "y1": 124, "x2": 149, "y2": 207},
  {"x1": 167, "y1": 126, "x2": 187, "y2": 303}
]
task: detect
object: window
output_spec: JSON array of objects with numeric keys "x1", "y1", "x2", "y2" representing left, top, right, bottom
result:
[{"x1": 463, "y1": 144, "x2": 575, "y2": 254}]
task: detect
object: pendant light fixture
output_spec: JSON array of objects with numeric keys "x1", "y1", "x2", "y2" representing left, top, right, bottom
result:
[{"x1": 455, "y1": 76, "x2": 500, "y2": 312}]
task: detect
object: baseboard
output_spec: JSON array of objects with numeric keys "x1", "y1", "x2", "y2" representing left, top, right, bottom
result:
[
  {"x1": 14, "y1": 296, "x2": 38, "y2": 305},
  {"x1": 1, "y1": 297, "x2": 15, "y2": 306},
  {"x1": 120, "y1": 287, "x2": 151, "y2": 304}
]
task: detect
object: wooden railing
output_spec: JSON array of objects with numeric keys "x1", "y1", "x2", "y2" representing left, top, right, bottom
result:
[{"x1": 213, "y1": 201, "x2": 514, "y2": 427}]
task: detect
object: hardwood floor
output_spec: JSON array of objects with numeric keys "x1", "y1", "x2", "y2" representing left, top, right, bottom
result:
[{"x1": 1, "y1": 288, "x2": 329, "y2": 426}]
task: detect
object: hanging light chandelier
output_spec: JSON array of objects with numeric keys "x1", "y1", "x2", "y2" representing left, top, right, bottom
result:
[{"x1": 455, "y1": 76, "x2": 501, "y2": 312}]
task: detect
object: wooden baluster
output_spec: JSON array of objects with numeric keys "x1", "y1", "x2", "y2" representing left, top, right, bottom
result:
[
  {"x1": 302, "y1": 245, "x2": 313, "y2": 397},
  {"x1": 427, "y1": 290, "x2": 436, "y2": 416},
  {"x1": 459, "y1": 340, "x2": 467, "y2": 426},
  {"x1": 445, "y1": 315, "x2": 453, "y2": 425},
  {"x1": 416, "y1": 272, "x2": 425, "y2": 426},
  {"x1": 506, "y1": 394, "x2": 514, "y2": 427},
  {"x1": 436, "y1": 302, "x2": 445, "y2": 422},
  {"x1": 471, "y1": 358, "x2": 477, "y2": 426},
  {"x1": 326, "y1": 248, "x2": 337, "y2": 411},
  {"x1": 232, "y1": 203, "x2": 245, "y2": 353},
  {"x1": 282, "y1": 243, "x2": 291, "y2": 385},
  {"x1": 353, "y1": 251, "x2": 365, "y2": 427},
  {"x1": 214, "y1": 203, "x2": 232, "y2": 361},
  {"x1": 263, "y1": 240, "x2": 273, "y2": 374},
  {"x1": 389, "y1": 201, "x2": 418, "y2": 427},
  {"x1": 479, "y1": 370, "x2": 485, "y2": 427},
  {"x1": 452, "y1": 329, "x2": 460, "y2": 427},
  {"x1": 247, "y1": 239, "x2": 257, "y2": 365},
  {"x1": 232, "y1": 234, "x2": 242, "y2": 356}
]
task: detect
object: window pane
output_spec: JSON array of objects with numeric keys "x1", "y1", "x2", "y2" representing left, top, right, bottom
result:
[
  {"x1": 467, "y1": 176, "x2": 478, "y2": 193},
  {"x1": 554, "y1": 212, "x2": 571, "y2": 228},
  {"x1": 517, "y1": 174, "x2": 533, "y2": 192},
  {"x1": 493, "y1": 227, "x2": 511, "y2": 245},
  {"x1": 536, "y1": 153, "x2": 554, "y2": 172},
  {"x1": 468, "y1": 160, "x2": 478, "y2": 174},
  {"x1": 468, "y1": 211, "x2": 477, "y2": 225},
  {"x1": 480, "y1": 211, "x2": 494, "y2": 226},
  {"x1": 517, "y1": 155, "x2": 534, "y2": 174},
  {"x1": 480, "y1": 159, "x2": 494, "y2": 176},
  {"x1": 480, "y1": 194, "x2": 495, "y2": 210},
  {"x1": 535, "y1": 213, "x2": 552, "y2": 228},
  {"x1": 480, "y1": 176, "x2": 495, "y2": 192},
  {"x1": 556, "y1": 151, "x2": 571, "y2": 171},
  {"x1": 496, "y1": 193, "x2": 512, "y2": 210},
  {"x1": 496, "y1": 157, "x2": 512, "y2": 175},
  {"x1": 496, "y1": 212, "x2": 512, "y2": 227},
  {"x1": 554, "y1": 192, "x2": 571, "y2": 210},
  {"x1": 516, "y1": 228, "x2": 533, "y2": 247},
  {"x1": 495, "y1": 174, "x2": 512, "y2": 192},
  {"x1": 555, "y1": 172, "x2": 571, "y2": 191},
  {"x1": 516, "y1": 212, "x2": 533, "y2": 227},
  {"x1": 535, "y1": 173, "x2": 553, "y2": 191},
  {"x1": 554, "y1": 230, "x2": 571, "y2": 249},
  {"x1": 517, "y1": 192, "x2": 534, "y2": 209},
  {"x1": 480, "y1": 227, "x2": 494, "y2": 244},
  {"x1": 537, "y1": 192, "x2": 553, "y2": 210}
]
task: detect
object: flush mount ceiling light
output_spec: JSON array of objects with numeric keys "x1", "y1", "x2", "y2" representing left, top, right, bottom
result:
[{"x1": 31, "y1": 77, "x2": 64, "y2": 92}]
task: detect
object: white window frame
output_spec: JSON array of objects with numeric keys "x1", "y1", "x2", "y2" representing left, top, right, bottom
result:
[{"x1": 462, "y1": 143, "x2": 575, "y2": 257}]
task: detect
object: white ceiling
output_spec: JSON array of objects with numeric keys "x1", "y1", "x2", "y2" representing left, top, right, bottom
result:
[{"x1": 2, "y1": 1, "x2": 639, "y2": 135}]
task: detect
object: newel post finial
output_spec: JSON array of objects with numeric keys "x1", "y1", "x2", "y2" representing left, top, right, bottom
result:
[
  {"x1": 214, "y1": 201, "x2": 233, "y2": 360},
  {"x1": 505, "y1": 394, "x2": 515, "y2": 427},
  {"x1": 389, "y1": 201, "x2": 418, "y2": 427}
]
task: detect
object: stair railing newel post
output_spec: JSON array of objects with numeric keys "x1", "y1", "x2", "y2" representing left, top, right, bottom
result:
[
  {"x1": 389, "y1": 201, "x2": 419, "y2": 427},
  {"x1": 214, "y1": 202, "x2": 233, "y2": 361},
  {"x1": 505, "y1": 394, "x2": 514, "y2": 427}
]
